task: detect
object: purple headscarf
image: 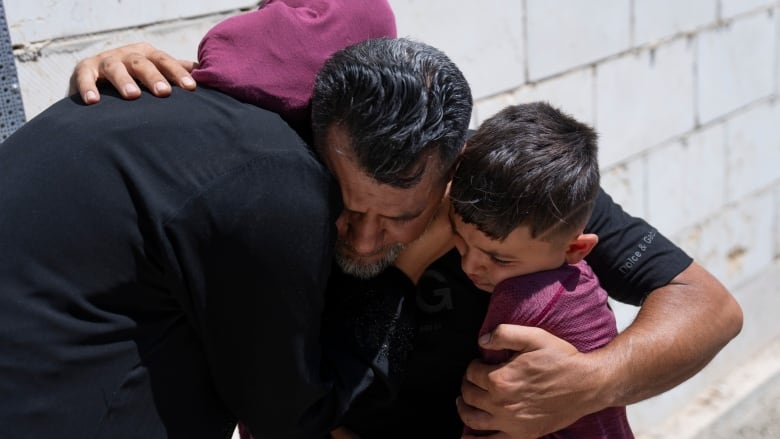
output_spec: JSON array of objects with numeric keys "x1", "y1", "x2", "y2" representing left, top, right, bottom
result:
[{"x1": 191, "y1": 0, "x2": 397, "y2": 127}]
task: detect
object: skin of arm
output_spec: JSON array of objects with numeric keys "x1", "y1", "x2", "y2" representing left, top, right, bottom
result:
[{"x1": 458, "y1": 261, "x2": 743, "y2": 438}]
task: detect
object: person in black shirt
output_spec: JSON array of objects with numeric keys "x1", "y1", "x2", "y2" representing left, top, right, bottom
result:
[
  {"x1": 0, "y1": 2, "x2": 422, "y2": 439},
  {"x1": 69, "y1": 14, "x2": 742, "y2": 439}
]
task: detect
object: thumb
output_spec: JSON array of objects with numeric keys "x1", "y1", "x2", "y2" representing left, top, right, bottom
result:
[{"x1": 478, "y1": 324, "x2": 551, "y2": 353}]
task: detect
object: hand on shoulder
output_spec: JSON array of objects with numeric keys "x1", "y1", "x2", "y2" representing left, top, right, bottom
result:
[{"x1": 69, "y1": 42, "x2": 197, "y2": 104}]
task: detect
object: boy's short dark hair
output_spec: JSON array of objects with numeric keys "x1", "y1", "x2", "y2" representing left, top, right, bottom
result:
[{"x1": 451, "y1": 101, "x2": 600, "y2": 242}]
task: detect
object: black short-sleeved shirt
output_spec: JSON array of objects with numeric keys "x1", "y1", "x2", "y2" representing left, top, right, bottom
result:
[
  {"x1": 0, "y1": 87, "x2": 413, "y2": 439},
  {"x1": 342, "y1": 188, "x2": 693, "y2": 438}
]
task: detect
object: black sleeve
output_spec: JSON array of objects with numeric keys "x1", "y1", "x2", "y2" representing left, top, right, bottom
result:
[
  {"x1": 584, "y1": 188, "x2": 693, "y2": 305},
  {"x1": 163, "y1": 150, "x2": 410, "y2": 438},
  {"x1": 163, "y1": 156, "x2": 338, "y2": 438}
]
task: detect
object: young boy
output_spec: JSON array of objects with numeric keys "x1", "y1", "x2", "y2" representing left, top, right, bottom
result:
[{"x1": 450, "y1": 102, "x2": 634, "y2": 438}]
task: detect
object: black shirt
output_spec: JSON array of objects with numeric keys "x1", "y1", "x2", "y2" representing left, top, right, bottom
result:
[
  {"x1": 341, "y1": 189, "x2": 693, "y2": 438},
  {"x1": 0, "y1": 86, "x2": 692, "y2": 438},
  {"x1": 0, "y1": 87, "x2": 412, "y2": 439}
]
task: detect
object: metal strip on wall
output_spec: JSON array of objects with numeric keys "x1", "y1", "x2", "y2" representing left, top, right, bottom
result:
[{"x1": 0, "y1": 1, "x2": 25, "y2": 141}]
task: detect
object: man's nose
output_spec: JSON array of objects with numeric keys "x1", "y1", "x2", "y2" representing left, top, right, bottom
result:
[{"x1": 340, "y1": 213, "x2": 382, "y2": 255}]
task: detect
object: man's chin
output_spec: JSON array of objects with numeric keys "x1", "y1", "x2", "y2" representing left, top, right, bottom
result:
[{"x1": 335, "y1": 244, "x2": 403, "y2": 280}]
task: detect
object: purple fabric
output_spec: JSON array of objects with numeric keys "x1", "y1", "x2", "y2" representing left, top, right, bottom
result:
[
  {"x1": 466, "y1": 261, "x2": 634, "y2": 438},
  {"x1": 191, "y1": 0, "x2": 397, "y2": 127},
  {"x1": 480, "y1": 261, "x2": 617, "y2": 363}
]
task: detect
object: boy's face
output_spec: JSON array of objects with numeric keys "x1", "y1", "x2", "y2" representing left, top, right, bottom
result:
[{"x1": 450, "y1": 211, "x2": 568, "y2": 293}]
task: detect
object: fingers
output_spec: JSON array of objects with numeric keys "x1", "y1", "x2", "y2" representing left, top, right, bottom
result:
[
  {"x1": 69, "y1": 42, "x2": 198, "y2": 105},
  {"x1": 460, "y1": 370, "x2": 497, "y2": 413},
  {"x1": 478, "y1": 324, "x2": 554, "y2": 353},
  {"x1": 456, "y1": 395, "x2": 494, "y2": 435},
  {"x1": 69, "y1": 53, "x2": 146, "y2": 102},
  {"x1": 71, "y1": 44, "x2": 150, "y2": 103},
  {"x1": 457, "y1": 394, "x2": 518, "y2": 439},
  {"x1": 101, "y1": 53, "x2": 144, "y2": 100},
  {"x1": 133, "y1": 49, "x2": 198, "y2": 94},
  {"x1": 463, "y1": 358, "x2": 495, "y2": 392},
  {"x1": 175, "y1": 60, "x2": 198, "y2": 90},
  {"x1": 69, "y1": 58, "x2": 102, "y2": 104}
]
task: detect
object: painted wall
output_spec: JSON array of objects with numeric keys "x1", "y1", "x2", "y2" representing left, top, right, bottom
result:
[{"x1": 5, "y1": 0, "x2": 780, "y2": 436}]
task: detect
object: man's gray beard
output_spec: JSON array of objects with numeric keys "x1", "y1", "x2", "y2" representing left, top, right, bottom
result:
[{"x1": 335, "y1": 243, "x2": 405, "y2": 280}]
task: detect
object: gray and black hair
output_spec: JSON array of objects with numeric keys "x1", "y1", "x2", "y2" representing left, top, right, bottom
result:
[{"x1": 311, "y1": 37, "x2": 473, "y2": 188}]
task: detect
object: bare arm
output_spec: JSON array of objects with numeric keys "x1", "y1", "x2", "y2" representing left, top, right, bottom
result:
[
  {"x1": 458, "y1": 261, "x2": 743, "y2": 438},
  {"x1": 69, "y1": 42, "x2": 197, "y2": 104},
  {"x1": 596, "y1": 262, "x2": 742, "y2": 404}
]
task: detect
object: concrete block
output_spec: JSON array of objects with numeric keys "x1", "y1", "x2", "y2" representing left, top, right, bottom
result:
[
  {"x1": 601, "y1": 159, "x2": 647, "y2": 220},
  {"x1": 595, "y1": 38, "x2": 695, "y2": 168},
  {"x1": 609, "y1": 298, "x2": 639, "y2": 333},
  {"x1": 5, "y1": 0, "x2": 255, "y2": 44},
  {"x1": 776, "y1": 187, "x2": 780, "y2": 261},
  {"x1": 720, "y1": 0, "x2": 777, "y2": 19},
  {"x1": 633, "y1": 0, "x2": 717, "y2": 45},
  {"x1": 725, "y1": 101, "x2": 780, "y2": 203},
  {"x1": 526, "y1": 0, "x2": 630, "y2": 80},
  {"x1": 776, "y1": 8, "x2": 780, "y2": 95},
  {"x1": 511, "y1": 67, "x2": 595, "y2": 126},
  {"x1": 472, "y1": 92, "x2": 518, "y2": 128},
  {"x1": 390, "y1": 0, "x2": 525, "y2": 99},
  {"x1": 696, "y1": 12, "x2": 776, "y2": 124},
  {"x1": 635, "y1": 268, "x2": 780, "y2": 438},
  {"x1": 623, "y1": 264, "x2": 780, "y2": 438},
  {"x1": 674, "y1": 191, "x2": 774, "y2": 289},
  {"x1": 472, "y1": 67, "x2": 595, "y2": 127},
  {"x1": 635, "y1": 335, "x2": 780, "y2": 439},
  {"x1": 645, "y1": 123, "x2": 727, "y2": 236},
  {"x1": 717, "y1": 266, "x2": 780, "y2": 379}
]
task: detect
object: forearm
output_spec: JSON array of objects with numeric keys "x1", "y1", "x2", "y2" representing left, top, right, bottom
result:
[
  {"x1": 593, "y1": 261, "x2": 743, "y2": 407},
  {"x1": 458, "y1": 266, "x2": 742, "y2": 438}
]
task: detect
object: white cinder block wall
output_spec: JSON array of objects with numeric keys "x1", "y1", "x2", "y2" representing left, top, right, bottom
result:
[{"x1": 6, "y1": 0, "x2": 780, "y2": 436}]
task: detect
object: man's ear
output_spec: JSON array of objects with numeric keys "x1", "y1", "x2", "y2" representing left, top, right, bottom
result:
[{"x1": 564, "y1": 233, "x2": 598, "y2": 264}]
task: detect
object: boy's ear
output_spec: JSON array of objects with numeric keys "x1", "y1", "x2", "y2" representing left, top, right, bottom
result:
[{"x1": 564, "y1": 233, "x2": 598, "y2": 264}]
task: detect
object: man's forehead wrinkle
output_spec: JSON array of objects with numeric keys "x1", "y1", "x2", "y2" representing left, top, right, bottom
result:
[{"x1": 342, "y1": 173, "x2": 431, "y2": 218}]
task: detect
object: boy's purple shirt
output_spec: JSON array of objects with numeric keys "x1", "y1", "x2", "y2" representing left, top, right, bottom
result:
[
  {"x1": 480, "y1": 260, "x2": 617, "y2": 364},
  {"x1": 467, "y1": 261, "x2": 634, "y2": 438}
]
